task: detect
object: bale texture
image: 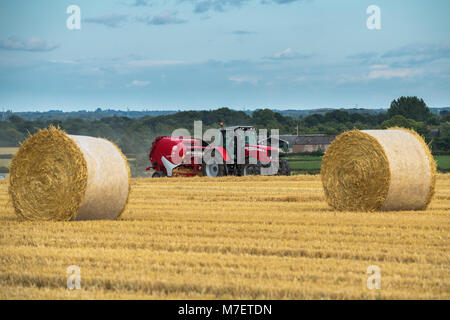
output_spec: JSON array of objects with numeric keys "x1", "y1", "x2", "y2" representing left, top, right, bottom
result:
[
  {"x1": 321, "y1": 128, "x2": 436, "y2": 212},
  {"x1": 9, "y1": 127, "x2": 130, "y2": 221}
]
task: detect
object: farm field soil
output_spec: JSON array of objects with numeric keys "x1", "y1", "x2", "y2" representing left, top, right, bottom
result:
[{"x1": 0, "y1": 175, "x2": 449, "y2": 299}]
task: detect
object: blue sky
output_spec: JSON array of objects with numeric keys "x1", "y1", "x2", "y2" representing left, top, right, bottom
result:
[{"x1": 0, "y1": 0, "x2": 449, "y2": 111}]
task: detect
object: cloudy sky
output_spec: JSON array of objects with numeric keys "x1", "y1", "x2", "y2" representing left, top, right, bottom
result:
[{"x1": 0, "y1": 0, "x2": 449, "y2": 111}]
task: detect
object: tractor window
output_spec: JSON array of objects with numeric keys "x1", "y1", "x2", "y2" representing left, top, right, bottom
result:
[
  {"x1": 225, "y1": 132, "x2": 235, "y2": 161},
  {"x1": 244, "y1": 130, "x2": 257, "y2": 146},
  {"x1": 182, "y1": 141, "x2": 194, "y2": 147}
]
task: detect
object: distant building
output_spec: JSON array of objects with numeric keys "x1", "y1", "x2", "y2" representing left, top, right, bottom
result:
[
  {"x1": 258, "y1": 137, "x2": 290, "y2": 152},
  {"x1": 279, "y1": 134, "x2": 336, "y2": 153},
  {"x1": 430, "y1": 128, "x2": 439, "y2": 138}
]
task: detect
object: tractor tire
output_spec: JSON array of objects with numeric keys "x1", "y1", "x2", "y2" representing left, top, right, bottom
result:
[
  {"x1": 242, "y1": 163, "x2": 262, "y2": 176},
  {"x1": 152, "y1": 171, "x2": 166, "y2": 178},
  {"x1": 202, "y1": 161, "x2": 225, "y2": 177},
  {"x1": 277, "y1": 159, "x2": 291, "y2": 176}
]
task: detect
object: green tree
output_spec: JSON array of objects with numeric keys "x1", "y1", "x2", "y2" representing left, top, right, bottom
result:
[
  {"x1": 441, "y1": 113, "x2": 450, "y2": 123},
  {"x1": 387, "y1": 96, "x2": 432, "y2": 122},
  {"x1": 382, "y1": 115, "x2": 431, "y2": 143},
  {"x1": 434, "y1": 122, "x2": 450, "y2": 153},
  {"x1": 8, "y1": 115, "x2": 24, "y2": 124},
  {"x1": 381, "y1": 115, "x2": 419, "y2": 129}
]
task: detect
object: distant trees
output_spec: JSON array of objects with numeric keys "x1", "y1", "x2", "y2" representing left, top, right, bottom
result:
[
  {"x1": 381, "y1": 115, "x2": 419, "y2": 130},
  {"x1": 0, "y1": 126, "x2": 24, "y2": 146},
  {"x1": 383, "y1": 97, "x2": 442, "y2": 145},
  {"x1": 297, "y1": 109, "x2": 387, "y2": 136},
  {"x1": 381, "y1": 115, "x2": 431, "y2": 143},
  {"x1": 387, "y1": 96, "x2": 433, "y2": 122},
  {"x1": 441, "y1": 112, "x2": 450, "y2": 123},
  {"x1": 435, "y1": 122, "x2": 450, "y2": 152},
  {"x1": 252, "y1": 109, "x2": 296, "y2": 133},
  {"x1": 1, "y1": 99, "x2": 449, "y2": 174}
]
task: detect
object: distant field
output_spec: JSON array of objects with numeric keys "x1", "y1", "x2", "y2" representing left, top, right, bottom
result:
[
  {"x1": 0, "y1": 159, "x2": 11, "y2": 167},
  {"x1": 0, "y1": 148, "x2": 18, "y2": 155},
  {"x1": 286, "y1": 155, "x2": 450, "y2": 174},
  {"x1": 283, "y1": 155, "x2": 322, "y2": 175},
  {"x1": 0, "y1": 148, "x2": 18, "y2": 171},
  {"x1": 435, "y1": 156, "x2": 450, "y2": 171}
]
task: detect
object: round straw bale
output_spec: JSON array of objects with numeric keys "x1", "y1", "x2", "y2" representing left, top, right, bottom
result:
[
  {"x1": 321, "y1": 128, "x2": 436, "y2": 212},
  {"x1": 9, "y1": 127, "x2": 130, "y2": 221}
]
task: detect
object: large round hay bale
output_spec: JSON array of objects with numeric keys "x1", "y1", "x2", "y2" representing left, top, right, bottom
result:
[
  {"x1": 321, "y1": 128, "x2": 436, "y2": 212},
  {"x1": 9, "y1": 127, "x2": 130, "y2": 221}
]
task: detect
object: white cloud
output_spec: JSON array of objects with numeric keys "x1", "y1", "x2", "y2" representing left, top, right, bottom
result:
[
  {"x1": 84, "y1": 15, "x2": 128, "y2": 28},
  {"x1": 335, "y1": 65, "x2": 421, "y2": 84},
  {"x1": 128, "y1": 60, "x2": 185, "y2": 67},
  {"x1": 229, "y1": 75, "x2": 259, "y2": 85},
  {"x1": 0, "y1": 36, "x2": 59, "y2": 52},
  {"x1": 272, "y1": 48, "x2": 295, "y2": 59},
  {"x1": 128, "y1": 80, "x2": 150, "y2": 87},
  {"x1": 382, "y1": 43, "x2": 450, "y2": 64},
  {"x1": 368, "y1": 65, "x2": 418, "y2": 79},
  {"x1": 293, "y1": 76, "x2": 308, "y2": 82},
  {"x1": 267, "y1": 48, "x2": 312, "y2": 60},
  {"x1": 131, "y1": 0, "x2": 151, "y2": 6},
  {"x1": 137, "y1": 12, "x2": 187, "y2": 25},
  {"x1": 48, "y1": 59, "x2": 77, "y2": 64},
  {"x1": 369, "y1": 64, "x2": 389, "y2": 70}
]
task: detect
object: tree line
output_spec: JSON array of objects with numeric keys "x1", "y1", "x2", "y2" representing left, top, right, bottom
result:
[{"x1": 1, "y1": 96, "x2": 449, "y2": 175}]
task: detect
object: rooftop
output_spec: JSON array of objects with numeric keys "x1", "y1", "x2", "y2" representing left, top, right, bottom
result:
[{"x1": 279, "y1": 134, "x2": 335, "y2": 145}]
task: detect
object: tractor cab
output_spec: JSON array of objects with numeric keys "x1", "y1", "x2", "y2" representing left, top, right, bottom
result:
[{"x1": 218, "y1": 126, "x2": 258, "y2": 163}]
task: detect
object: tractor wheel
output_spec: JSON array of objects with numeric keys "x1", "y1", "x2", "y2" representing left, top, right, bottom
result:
[
  {"x1": 277, "y1": 159, "x2": 291, "y2": 176},
  {"x1": 152, "y1": 171, "x2": 165, "y2": 178},
  {"x1": 202, "y1": 162, "x2": 225, "y2": 177},
  {"x1": 242, "y1": 163, "x2": 261, "y2": 176}
]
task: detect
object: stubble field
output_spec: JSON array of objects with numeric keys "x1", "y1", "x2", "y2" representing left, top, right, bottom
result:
[{"x1": 0, "y1": 174, "x2": 449, "y2": 299}]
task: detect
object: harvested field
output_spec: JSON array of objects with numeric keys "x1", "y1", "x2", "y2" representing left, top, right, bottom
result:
[{"x1": 0, "y1": 175, "x2": 449, "y2": 299}]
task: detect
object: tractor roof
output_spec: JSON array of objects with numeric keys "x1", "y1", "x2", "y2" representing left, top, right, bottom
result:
[{"x1": 221, "y1": 126, "x2": 255, "y2": 131}]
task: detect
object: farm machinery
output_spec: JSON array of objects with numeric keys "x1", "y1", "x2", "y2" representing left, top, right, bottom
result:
[{"x1": 146, "y1": 126, "x2": 291, "y2": 177}]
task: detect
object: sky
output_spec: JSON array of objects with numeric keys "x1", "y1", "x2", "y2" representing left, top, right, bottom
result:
[{"x1": 0, "y1": 0, "x2": 449, "y2": 112}]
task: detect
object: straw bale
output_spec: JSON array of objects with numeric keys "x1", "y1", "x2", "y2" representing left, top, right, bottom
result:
[
  {"x1": 321, "y1": 128, "x2": 436, "y2": 211},
  {"x1": 9, "y1": 127, "x2": 130, "y2": 221}
]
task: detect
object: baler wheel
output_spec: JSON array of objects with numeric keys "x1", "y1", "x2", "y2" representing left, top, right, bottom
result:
[
  {"x1": 277, "y1": 159, "x2": 291, "y2": 176},
  {"x1": 202, "y1": 162, "x2": 225, "y2": 177},
  {"x1": 242, "y1": 164, "x2": 261, "y2": 176},
  {"x1": 152, "y1": 171, "x2": 166, "y2": 178}
]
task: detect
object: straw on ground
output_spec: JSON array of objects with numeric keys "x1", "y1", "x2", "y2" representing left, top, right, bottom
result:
[{"x1": 0, "y1": 174, "x2": 449, "y2": 299}]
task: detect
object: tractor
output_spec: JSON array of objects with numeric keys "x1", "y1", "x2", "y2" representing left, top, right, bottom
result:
[{"x1": 146, "y1": 125, "x2": 291, "y2": 177}]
